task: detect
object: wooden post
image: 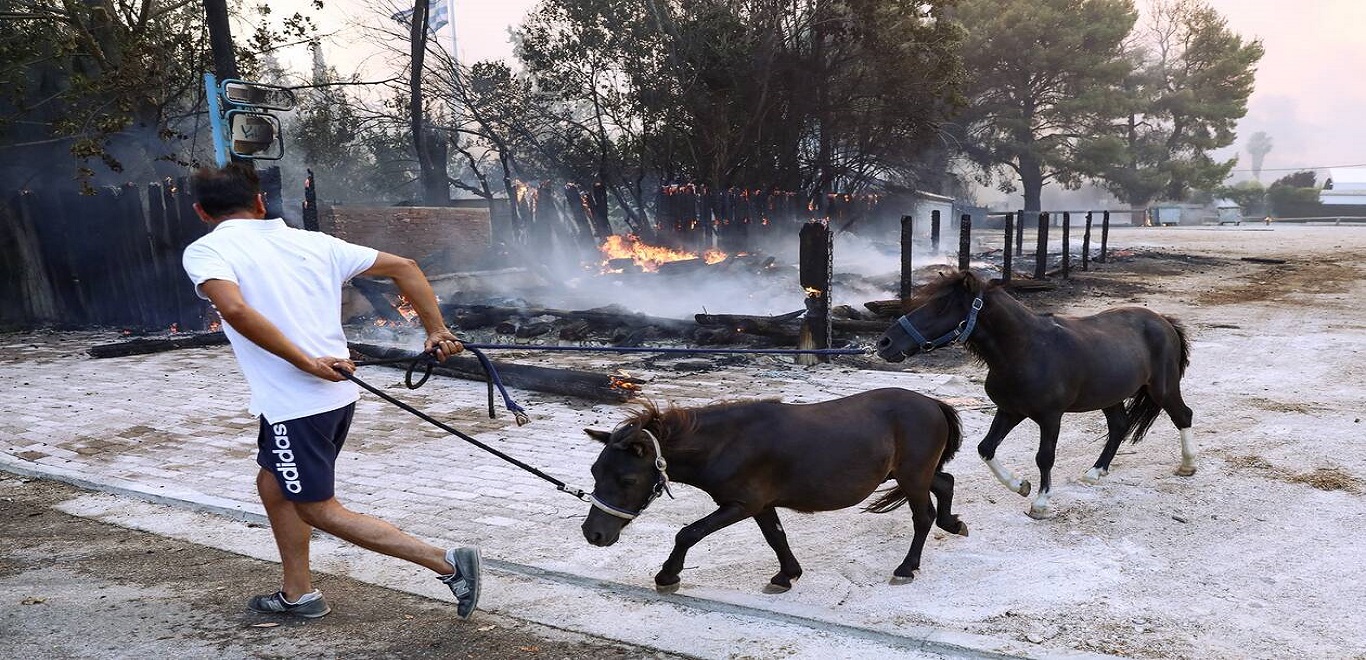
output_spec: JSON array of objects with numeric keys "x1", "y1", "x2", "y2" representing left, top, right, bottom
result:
[
  {"x1": 957, "y1": 213, "x2": 971, "y2": 271},
  {"x1": 1015, "y1": 208, "x2": 1025, "y2": 256},
  {"x1": 1034, "y1": 211, "x2": 1049, "y2": 280},
  {"x1": 590, "y1": 181, "x2": 611, "y2": 238},
  {"x1": 930, "y1": 209, "x2": 941, "y2": 253},
  {"x1": 798, "y1": 222, "x2": 833, "y2": 365},
  {"x1": 900, "y1": 215, "x2": 915, "y2": 300},
  {"x1": 1002, "y1": 212, "x2": 1014, "y2": 283},
  {"x1": 258, "y1": 165, "x2": 285, "y2": 219},
  {"x1": 1099, "y1": 211, "x2": 1111, "y2": 263},
  {"x1": 1061, "y1": 211, "x2": 1071, "y2": 279},
  {"x1": 1082, "y1": 211, "x2": 1094, "y2": 271},
  {"x1": 302, "y1": 169, "x2": 319, "y2": 231}
]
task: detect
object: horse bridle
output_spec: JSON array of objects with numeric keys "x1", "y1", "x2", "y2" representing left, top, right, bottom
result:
[
  {"x1": 894, "y1": 294, "x2": 985, "y2": 353},
  {"x1": 589, "y1": 428, "x2": 674, "y2": 520}
]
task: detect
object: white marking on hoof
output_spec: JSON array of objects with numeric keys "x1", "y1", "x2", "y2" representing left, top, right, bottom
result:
[
  {"x1": 985, "y1": 457, "x2": 1028, "y2": 495},
  {"x1": 1027, "y1": 491, "x2": 1052, "y2": 519},
  {"x1": 1178, "y1": 427, "x2": 1197, "y2": 475},
  {"x1": 1080, "y1": 467, "x2": 1108, "y2": 485},
  {"x1": 1017, "y1": 480, "x2": 1032, "y2": 497},
  {"x1": 889, "y1": 574, "x2": 916, "y2": 586}
]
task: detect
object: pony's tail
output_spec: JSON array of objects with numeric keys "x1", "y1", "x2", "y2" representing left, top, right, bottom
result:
[
  {"x1": 1124, "y1": 316, "x2": 1191, "y2": 444},
  {"x1": 1167, "y1": 315, "x2": 1192, "y2": 374},
  {"x1": 1121, "y1": 391, "x2": 1163, "y2": 444},
  {"x1": 935, "y1": 399, "x2": 963, "y2": 469},
  {"x1": 863, "y1": 399, "x2": 963, "y2": 514}
]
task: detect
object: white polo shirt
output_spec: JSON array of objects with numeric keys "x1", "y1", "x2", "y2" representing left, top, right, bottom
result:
[{"x1": 182, "y1": 218, "x2": 379, "y2": 423}]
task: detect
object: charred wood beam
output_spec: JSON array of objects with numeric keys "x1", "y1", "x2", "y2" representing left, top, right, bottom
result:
[
  {"x1": 88, "y1": 332, "x2": 229, "y2": 358},
  {"x1": 442, "y1": 304, "x2": 696, "y2": 336},
  {"x1": 348, "y1": 342, "x2": 643, "y2": 403},
  {"x1": 351, "y1": 277, "x2": 406, "y2": 323}
]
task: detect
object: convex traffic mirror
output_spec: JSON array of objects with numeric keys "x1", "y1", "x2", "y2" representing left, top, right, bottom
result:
[
  {"x1": 228, "y1": 111, "x2": 283, "y2": 159},
  {"x1": 222, "y1": 80, "x2": 296, "y2": 111}
]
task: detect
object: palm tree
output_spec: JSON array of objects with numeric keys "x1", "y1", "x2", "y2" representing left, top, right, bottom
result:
[{"x1": 1247, "y1": 132, "x2": 1273, "y2": 182}]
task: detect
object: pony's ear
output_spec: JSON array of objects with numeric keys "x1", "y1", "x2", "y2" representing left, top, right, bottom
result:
[
  {"x1": 583, "y1": 428, "x2": 612, "y2": 444},
  {"x1": 961, "y1": 270, "x2": 984, "y2": 294}
]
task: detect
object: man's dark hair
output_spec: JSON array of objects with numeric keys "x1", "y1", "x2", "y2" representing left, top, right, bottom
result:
[{"x1": 191, "y1": 163, "x2": 261, "y2": 218}]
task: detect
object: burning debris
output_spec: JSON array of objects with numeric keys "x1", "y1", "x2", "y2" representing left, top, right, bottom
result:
[{"x1": 598, "y1": 234, "x2": 729, "y2": 273}]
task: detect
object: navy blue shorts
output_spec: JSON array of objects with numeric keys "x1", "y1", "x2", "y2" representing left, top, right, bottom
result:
[{"x1": 256, "y1": 404, "x2": 356, "y2": 502}]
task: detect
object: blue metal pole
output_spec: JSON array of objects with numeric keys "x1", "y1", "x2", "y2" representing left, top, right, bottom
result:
[{"x1": 204, "y1": 73, "x2": 228, "y2": 166}]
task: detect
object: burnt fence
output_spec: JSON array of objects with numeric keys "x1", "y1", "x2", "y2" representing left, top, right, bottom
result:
[
  {"x1": 512, "y1": 183, "x2": 889, "y2": 255},
  {"x1": 898, "y1": 210, "x2": 1116, "y2": 297},
  {"x1": 1, "y1": 181, "x2": 210, "y2": 330}
]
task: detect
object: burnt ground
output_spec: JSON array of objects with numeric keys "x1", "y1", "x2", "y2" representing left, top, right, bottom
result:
[{"x1": 0, "y1": 476, "x2": 682, "y2": 660}]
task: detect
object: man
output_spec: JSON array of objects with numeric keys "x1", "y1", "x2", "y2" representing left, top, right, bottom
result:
[{"x1": 181, "y1": 163, "x2": 480, "y2": 619}]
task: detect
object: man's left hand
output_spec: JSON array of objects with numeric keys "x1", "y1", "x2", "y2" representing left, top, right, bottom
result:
[{"x1": 426, "y1": 330, "x2": 464, "y2": 362}]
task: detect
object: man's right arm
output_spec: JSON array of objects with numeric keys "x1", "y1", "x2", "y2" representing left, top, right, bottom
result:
[{"x1": 199, "y1": 279, "x2": 352, "y2": 382}]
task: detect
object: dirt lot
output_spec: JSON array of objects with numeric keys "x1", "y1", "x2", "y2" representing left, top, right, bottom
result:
[
  {"x1": 0, "y1": 475, "x2": 682, "y2": 659},
  {"x1": 3, "y1": 224, "x2": 1365, "y2": 659}
]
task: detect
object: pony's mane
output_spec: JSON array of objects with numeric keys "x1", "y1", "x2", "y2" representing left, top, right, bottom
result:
[
  {"x1": 902, "y1": 268, "x2": 991, "y2": 309},
  {"x1": 622, "y1": 397, "x2": 782, "y2": 445}
]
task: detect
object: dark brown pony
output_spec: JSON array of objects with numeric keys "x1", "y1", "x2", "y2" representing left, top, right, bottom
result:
[
  {"x1": 581, "y1": 388, "x2": 967, "y2": 593},
  {"x1": 875, "y1": 269, "x2": 1195, "y2": 519}
]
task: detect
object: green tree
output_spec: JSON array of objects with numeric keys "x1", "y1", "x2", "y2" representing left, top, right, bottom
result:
[
  {"x1": 1087, "y1": 0, "x2": 1262, "y2": 209},
  {"x1": 513, "y1": 0, "x2": 963, "y2": 225},
  {"x1": 1265, "y1": 170, "x2": 1322, "y2": 218},
  {"x1": 0, "y1": 1, "x2": 322, "y2": 190},
  {"x1": 0, "y1": 1, "x2": 210, "y2": 188},
  {"x1": 951, "y1": 0, "x2": 1136, "y2": 214}
]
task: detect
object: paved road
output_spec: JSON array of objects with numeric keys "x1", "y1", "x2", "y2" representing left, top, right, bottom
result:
[{"x1": 0, "y1": 330, "x2": 1059, "y2": 659}]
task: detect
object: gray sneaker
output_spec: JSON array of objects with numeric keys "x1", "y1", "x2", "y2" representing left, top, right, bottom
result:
[
  {"x1": 439, "y1": 547, "x2": 481, "y2": 619},
  {"x1": 247, "y1": 590, "x2": 331, "y2": 619}
]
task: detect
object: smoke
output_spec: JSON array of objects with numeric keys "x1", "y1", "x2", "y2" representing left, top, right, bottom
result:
[{"x1": 456, "y1": 228, "x2": 950, "y2": 319}]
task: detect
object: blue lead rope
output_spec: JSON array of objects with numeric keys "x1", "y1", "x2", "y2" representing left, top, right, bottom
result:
[{"x1": 352, "y1": 342, "x2": 872, "y2": 425}]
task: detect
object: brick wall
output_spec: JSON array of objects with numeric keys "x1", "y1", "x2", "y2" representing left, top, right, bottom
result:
[{"x1": 319, "y1": 205, "x2": 492, "y2": 272}]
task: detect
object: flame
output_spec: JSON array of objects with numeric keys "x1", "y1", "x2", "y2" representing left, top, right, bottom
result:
[
  {"x1": 599, "y1": 234, "x2": 726, "y2": 273},
  {"x1": 169, "y1": 323, "x2": 179, "y2": 334},
  {"x1": 609, "y1": 370, "x2": 642, "y2": 393},
  {"x1": 373, "y1": 295, "x2": 420, "y2": 327},
  {"x1": 804, "y1": 286, "x2": 823, "y2": 297}
]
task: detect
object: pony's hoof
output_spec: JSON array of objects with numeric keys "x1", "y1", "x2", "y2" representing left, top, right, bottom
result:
[
  {"x1": 1175, "y1": 465, "x2": 1197, "y2": 477},
  {"x1": 1016, "y1": 480, "x2": 1032, "y2": 497},
  {"x1": 762, "y1": 582, "x2": 792, "y2": 594},
  {"x1": 889, "y1": 573, "x2": 916, "y2": 586},
  {"x1": 655, "y1": 580, "x2": 681, "y2": 594},
  {"x1": 954, "y1": 522, "x2": 970, "y2": 537},
  {"x1": 1080, "y1": 468, "x2": 1108, "y2": 485},
  {"x1": 1026, "y1": 506, "x2": 1054, "y2": 520}
]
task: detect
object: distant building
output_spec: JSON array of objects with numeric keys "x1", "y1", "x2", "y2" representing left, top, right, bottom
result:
[
  {"x1": 1319, "y1": 168, "x2": 1366, "y2": 206},
  {"x1": 1313, "y1": 168, "x2": 1366, "y2": 218}
]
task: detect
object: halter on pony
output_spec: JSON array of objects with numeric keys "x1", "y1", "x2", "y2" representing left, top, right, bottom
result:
[
  {"x1": 892, "y1": 294, "x2": 986, "y2": 352},
  {"x1": 589, "y1": 428, "x2": 675, "y2": 520}
]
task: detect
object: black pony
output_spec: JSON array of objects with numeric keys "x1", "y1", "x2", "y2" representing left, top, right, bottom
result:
[
  {"x1": 876, "y1": 269, "x2": 1195, "y2": 519},
  {"x1": 582, "y1": 388, "x2": 967, "y2": 593}
]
